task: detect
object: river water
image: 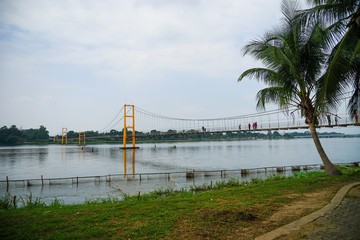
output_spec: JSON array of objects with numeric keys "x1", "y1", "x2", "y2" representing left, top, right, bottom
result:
[{"x1": 0, "y1": 137, "x2": 359, "y2": 204}]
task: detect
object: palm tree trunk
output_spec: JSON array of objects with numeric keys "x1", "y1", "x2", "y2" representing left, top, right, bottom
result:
[{"x1": 308, "y1": 123, "x2": 341, "y2": 176}]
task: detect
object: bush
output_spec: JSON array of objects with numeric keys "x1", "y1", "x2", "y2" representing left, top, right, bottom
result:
[
  {"x1": 0, "y1": 193, "x2": 16, "y2": 209},
  {"x1": 19, "y1": 193, "x2": 45, "y2": 208}
]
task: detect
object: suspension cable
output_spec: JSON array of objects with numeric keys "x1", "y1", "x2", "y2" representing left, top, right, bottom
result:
[{"x1": 100, "y1": 106, "x2": 124, "y2": 133}]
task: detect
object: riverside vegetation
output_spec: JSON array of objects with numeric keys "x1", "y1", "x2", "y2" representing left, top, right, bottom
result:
[
  {"x1": 1, "y1": 124, "x2": 358, "y2": 146},
  {"x1": 1, "y1": 166, "x2": 360, "y2": 240}
]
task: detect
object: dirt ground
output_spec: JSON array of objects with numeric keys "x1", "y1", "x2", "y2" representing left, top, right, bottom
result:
[
  {"x1": 241, "y1": 185, "x2": 341, "y2": 239},
  {"x1": 174, "y1": 184, "x2": 343, "y2": 240}
]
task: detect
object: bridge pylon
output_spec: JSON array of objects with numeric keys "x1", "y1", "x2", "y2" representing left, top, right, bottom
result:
[
  {"x1": 78, "y1": 131, "x2": 86, "y2": 146},
  {"x1": 120, "y1": 104, "x2": 139, "y2": 149},
  {"x1": 61, "y1": 128, "x2": 68, "y2": 145}
]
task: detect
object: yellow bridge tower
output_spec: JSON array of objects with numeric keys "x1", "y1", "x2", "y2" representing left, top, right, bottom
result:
[
  {"x1": 78, "y1": 131, "x2": 86, "y2": 145},
  {"x1": 121, "y1": 104, "x2": 139, "y2": 149},
  {"x1": 61, "y1": 128, "x2": 68, "y2": 145}
]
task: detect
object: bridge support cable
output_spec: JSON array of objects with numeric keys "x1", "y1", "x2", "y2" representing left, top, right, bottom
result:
[
  {"x1": 100, "y1": 106, "x2": 124, "y2": 134},
  {"x1": 131, "y1": 97, "x2": 357, "y2": 138}
]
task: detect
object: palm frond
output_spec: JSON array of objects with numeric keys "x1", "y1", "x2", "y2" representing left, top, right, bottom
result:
[
  {"x1": 255, "y1": 87, "x2": 291, "y2": 111},
  {"x1": 347, "y1": 80, "x2": 359, "y2": 117},
  {"x1": 239, "y1": 0, "x2": 358, "y2": 119},
  {"x1": 319, "y1": 25, "x2": 360, "y2": 109},
  {"x1": 303, "y1": 0, "x2": 358, "y2": 25},
  {"x1": 238, "y1": 68, "x2": 276, "y2": 84}
]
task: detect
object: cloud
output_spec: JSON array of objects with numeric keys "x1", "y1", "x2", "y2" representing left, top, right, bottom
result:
[
  {"x1": 0, "y1": 0, "x2": 292, "y2": 134},
  {"x1": 1, "y1": 0, "x2": 283, "y2": 68}
]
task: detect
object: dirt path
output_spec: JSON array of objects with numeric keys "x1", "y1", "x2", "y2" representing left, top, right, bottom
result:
[
  {"x1": 242, "y1": 185, "x2": 341, "y2": 239},
  {"x1": 174, "y1": 184, "x2": 344, "y2": 240},
  {"x1": 276, "y1": 185, "x2": 360, "y2": 239}
]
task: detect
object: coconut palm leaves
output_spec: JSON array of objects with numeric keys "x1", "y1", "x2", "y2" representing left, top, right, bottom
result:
[
  {"x1": 299, "y1": 0, "x2": 360, "y2": 117},
  {"x1": 239, "y1": 1, "x2": 329, "y2": 122},
  {"x1": 239, "y1": 0, "x2": 341, "y2": 175}
]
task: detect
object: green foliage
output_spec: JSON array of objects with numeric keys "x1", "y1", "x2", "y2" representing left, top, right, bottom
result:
[
  {"x1": 249, "y1": 177, "x2": 268, "y2": 184},
  {"x1": 238, "y1": 0, "x2": 345, "y2": 176},
  {"x1": 188, "y1": 182, "x2": 213, "y2": 192},
  {"x1": 22, "y1": 125, "x2": 49, "y2": 141},
  {"x1": 0, "y1": 125, "x2": 50, "y2": 145},
  {"x1": 84, "y1": 196, "x2": 123, "y2": 205},
  {"x1": 0, "y1": 125, "x2": 24, "y2": 145},
  {"x1": 1, "y1": 195, "x2": 63, "y2": 210},
  {"x1": 0, "y1": 193, "x2": 16, "y2": 209},
  {"x1": 239, "y1": 0, "x2": 334, "y2": 121},
  {"x1": 299, "y1": 0, "x2": 360, "y2": 118},
  {"x1": 19, "y1": 192, "x2": 46, "y2": 208},
  {"x1": 212, "y1": 178, "x2": 245, "y2": 189},
  {"x1": 293, "y1": 171, "x2": 326, "y2": 179},
  {"x1": 49, "y1": 198, "x2": 64, "y2": 207},
  {"x1": 123, "y1": 188, "x2": 186, "y2": 201},
  {"x1": 337, "y1": 166, "x2": 360, "y2": 176}
]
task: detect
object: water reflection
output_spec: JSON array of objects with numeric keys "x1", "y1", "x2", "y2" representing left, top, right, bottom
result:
[
  {"x1": 122, "y1": 149, "x2": 136, "y2": 176},
  {"x1": 78, "y1": 147, "x2": 85, "y2": 162},
  {"x1": 1, "y1": 138, "x2": 359, "y2": 205},
  {"x1": 1, "y1": 138, "x2": 359, "y2": 183}
]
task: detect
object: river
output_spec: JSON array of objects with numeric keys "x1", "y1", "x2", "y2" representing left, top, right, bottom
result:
[{"x1": 0, "y1": 137, "x2": 359, "y2": 204}]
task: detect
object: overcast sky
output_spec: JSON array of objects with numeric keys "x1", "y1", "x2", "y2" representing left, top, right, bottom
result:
[{"x1": 1, "y1": 0, "x2": 358, "y2": 135}]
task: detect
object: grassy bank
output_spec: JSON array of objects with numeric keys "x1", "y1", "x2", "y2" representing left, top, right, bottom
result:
[{"x1": 1, "y1": 167, "x2": 360, "y2": 240}]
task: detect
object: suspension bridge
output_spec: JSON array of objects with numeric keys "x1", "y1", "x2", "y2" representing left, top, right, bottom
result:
[{"x1": 58, "y1": 93, "x2": 359, "y2": 148}]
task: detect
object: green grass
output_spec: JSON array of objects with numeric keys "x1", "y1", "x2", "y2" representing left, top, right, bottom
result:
[{"x1": 1, "y1": 167, "x2": 360, "y2": 240}]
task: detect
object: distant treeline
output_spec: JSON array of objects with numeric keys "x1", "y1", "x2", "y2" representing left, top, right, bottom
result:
[
  {"x1": 0, "y1": 125, "x2": 50, "y2": 145},
  {"x1": 63, "y1": 129, "x2": 275, "y2": 143},
  {"x1": 57, "y1": 128, "x2": 355, "y2": 144},
  {"x1": 0, "y1": 125, "x2": 356, "y2": 145}
]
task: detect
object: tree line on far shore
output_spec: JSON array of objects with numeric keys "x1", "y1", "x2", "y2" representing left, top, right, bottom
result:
[
  {"x1": 0, "y1": 125, "x2": 50, "y2": 145},
  {"x1": 0, "y1": 124, "x2": 357, "y2": 146}
]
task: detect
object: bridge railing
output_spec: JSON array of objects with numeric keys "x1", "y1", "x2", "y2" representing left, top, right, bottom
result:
[{"x1": 136, "y1": 110, "x2": 357, "y2": 135}]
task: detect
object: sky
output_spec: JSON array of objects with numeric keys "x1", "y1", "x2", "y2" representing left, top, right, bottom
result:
[{"x1": 0, "y1": 0, "x2": 359, "y2": 135}]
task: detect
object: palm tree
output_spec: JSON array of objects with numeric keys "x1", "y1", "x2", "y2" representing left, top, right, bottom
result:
[
  {"x1": 298, "y1": 0, "x2": 360, "y2": 119},
  {"x1": 238, "y1": 0, "x2": 341, "y2": 176}
]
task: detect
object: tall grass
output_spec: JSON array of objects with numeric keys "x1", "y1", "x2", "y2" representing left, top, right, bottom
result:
[
  {"x1": 0, "y1": 167, "x2": 357, "y2": 210},
  {"x1": 0, "y1": 193, "x2": 15, "y2": 209}
]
